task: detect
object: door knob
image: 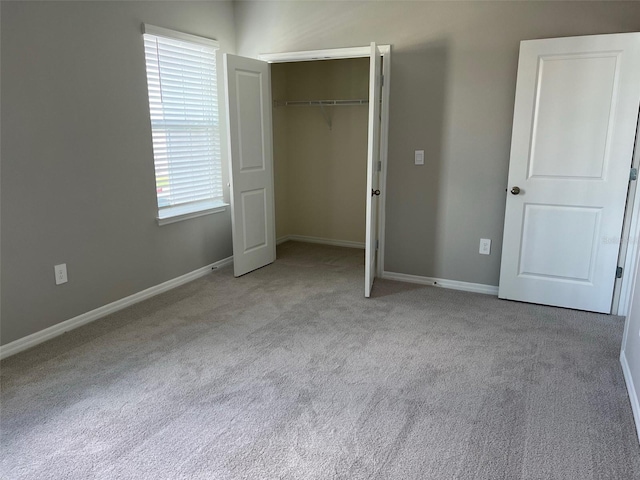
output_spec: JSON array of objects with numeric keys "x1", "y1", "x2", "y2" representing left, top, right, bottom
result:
[
  {"x1": 372, "y1": 189, "x2": 381, "y2": 196},
  {"x1": 510, "y1": 186, "x2": 521, "y2": 195}
]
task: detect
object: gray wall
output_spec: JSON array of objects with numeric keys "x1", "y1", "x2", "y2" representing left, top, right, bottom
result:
[
  {"x1": 234, "y1": 0, "x2": 640, "y2": 286},
  {"x1": 4, "y1": 1, "x2": 640, "y2": 347},
  {"x1": 622, "y1": 236, "x2": 640, "y2": 436},
  {"x1": 1, "y1": 1, "x2": 236, "y2": 345}
]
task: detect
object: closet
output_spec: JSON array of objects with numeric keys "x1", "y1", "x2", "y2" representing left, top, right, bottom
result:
[
  {"x1": 270, "y1": 58, "x2": 371, "y2": 248},
  {"x1": 224, "y1": 44, "x2": 387, "y2": 294}
]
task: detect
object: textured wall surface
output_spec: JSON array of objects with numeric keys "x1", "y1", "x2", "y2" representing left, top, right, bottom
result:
[
  {"x1": 235, "y1": 0, "x2": 640, "y2": 285},
  {"x1": 623, "y1": 241, "x2": 640, "y2": 438},
  {"x1": 4, "y1": 1, "x2": 640, "y2": 346},
  {"x1": 1, "y1": 1, "x2": 236, "y2": 345}
]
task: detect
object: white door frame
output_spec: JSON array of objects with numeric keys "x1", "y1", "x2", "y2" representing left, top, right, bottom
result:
[
  {"x1": 259, "y1": 45, "x2": 392, "y2": 277},
  {"x1": 615, "y1": 115, "x2": 640, "y2": 316}
]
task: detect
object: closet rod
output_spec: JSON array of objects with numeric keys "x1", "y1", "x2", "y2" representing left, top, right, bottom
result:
[{"x1": 273, "y1": 99, "x2": 369, "y2": 108}]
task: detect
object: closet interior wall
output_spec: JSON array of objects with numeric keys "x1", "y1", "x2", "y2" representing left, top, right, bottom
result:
[{"x1": 271, "y1": 58, "x2": 370, "y2": 245}]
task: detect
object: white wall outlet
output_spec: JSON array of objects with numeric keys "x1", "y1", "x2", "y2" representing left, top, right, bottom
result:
[
  {"x1": 479, "y1": 239, "x2": 491, "y2": 255},
  {"x1": 414, "y1": 150, "x2": 425, "y2": 165},
  {"x1": 54, "y1": 264, "x2": 68, "y2": 285}
]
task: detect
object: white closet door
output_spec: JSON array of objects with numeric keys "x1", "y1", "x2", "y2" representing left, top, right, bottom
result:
[
  {"x1": 498, "y1": 33, "x2": 640, "y2": 313},
  {"x1": 365, "y1": 43, "x2": 382, "y2": 298},
  {"x1": 224, "y1": 54, "x2": 276, "y2": 277}
]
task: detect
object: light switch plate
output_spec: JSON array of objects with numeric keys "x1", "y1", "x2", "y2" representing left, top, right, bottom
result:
[{"x1": 415, "y1": 150, "x2": 425, "y2": 165}]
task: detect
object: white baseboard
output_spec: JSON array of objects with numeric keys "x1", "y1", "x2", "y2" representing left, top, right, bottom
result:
[
  {"x1": 0, "y1": 256, "x2": 234, "y2": 360},
  {"x1": 381, "y1": 271, "x2": 499, "y2": 296},
  {"x1": 621, "y1": 350, "x2": 640, "y2": 445},
  {"x1": 277, "y1": 235, "x2": 365, "y2": 249}
]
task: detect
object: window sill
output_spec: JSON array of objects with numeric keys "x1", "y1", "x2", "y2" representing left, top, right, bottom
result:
[{"x1": 157, "y1": 202, "x2": 228, "y2": 226}]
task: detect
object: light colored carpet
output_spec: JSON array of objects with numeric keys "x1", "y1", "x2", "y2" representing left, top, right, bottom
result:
[{"x1": 1, "y1": 241, "x2": 639, "y2": 479}]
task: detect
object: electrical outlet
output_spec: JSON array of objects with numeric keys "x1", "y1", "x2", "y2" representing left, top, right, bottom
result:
[
  {"x1": 54, "y1": 264, "x2": 68, "y2": 285},
  {"x1": 479, "y1": 239, "x2": 491, "y2": 255},
  {"x1": 414, "y1": 150, "x2": 425, "y2": 165}
]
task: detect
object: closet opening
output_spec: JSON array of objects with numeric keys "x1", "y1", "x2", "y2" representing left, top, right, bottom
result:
[
  {"x1": 271, "y1": 58, "x2": 371, "y2": 257},
  {"x1": 223, "y1": 45, "x2": 390, "y2": 295}
]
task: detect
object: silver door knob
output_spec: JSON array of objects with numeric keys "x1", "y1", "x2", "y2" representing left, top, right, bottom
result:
[
  {"x1": 372, "y1": 189, "x2": 381, "y2": 196},
  {"x1": 510, "y1": 186, "x2": 521, "y2": 195}
]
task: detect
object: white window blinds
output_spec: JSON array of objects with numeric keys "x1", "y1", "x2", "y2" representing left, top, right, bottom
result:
[{"x1": 142, "y1": 25, "x2": 223, "y2": 221}]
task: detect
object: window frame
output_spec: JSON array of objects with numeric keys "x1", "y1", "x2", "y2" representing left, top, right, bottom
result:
[{"x1": 142, "y1": 24, "x2": 227, "y2": 226}]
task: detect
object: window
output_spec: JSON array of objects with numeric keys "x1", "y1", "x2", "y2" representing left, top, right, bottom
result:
[{"x1": 142, "y1": 25, "x2": 226, "y2": 225}]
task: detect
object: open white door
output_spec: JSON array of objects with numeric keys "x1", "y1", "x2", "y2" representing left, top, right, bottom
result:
[
  {"x1": 365, "y1": 43, "x2": 382, "y2": 298},
  {"x1": 499, "y1": 33, "x2": 640, "y2": 313},
  {"x1": 224, "y1": 54, "x2": 276, "y2": 277}
]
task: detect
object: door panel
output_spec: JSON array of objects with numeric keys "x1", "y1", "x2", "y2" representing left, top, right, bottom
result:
[
  {"x1": 365, "y1": 43, "x2": 382, "y2": 298},
  {"x1": 499, "y1": 33, "x2": 640, "y2": 313},
  {"x1": 241, "y1": 189, "x2": 268, "y2": 252},
  {"x1": 237, "y1": 71, "x2": 267, "y2": 171},
  {"x1": 528, "y1": 54, "x2": 618, "y2": 180},
  {"x1": 224, "y1": 54, "x2": 275, "y2": 277},
  {"x1": 519, "y1": 205, "x2": 601, "y2": 281}
]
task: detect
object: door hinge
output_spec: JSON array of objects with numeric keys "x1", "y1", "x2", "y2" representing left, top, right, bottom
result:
[
  {"x1": 377, "y1": 161, "x2": 382, "y2": 172},
  {"x1": 375, "y1": 240, "x2": 379, "y2": 250},
  {"x1": 631, "y1": 168, "x2": 638, "y2": 181},
  {"x1": 380, "y1": 74, "x2": 384, "y2": 86},
  {"x1": 616, "y1": 266, "x2": 624, "y2": 279}
]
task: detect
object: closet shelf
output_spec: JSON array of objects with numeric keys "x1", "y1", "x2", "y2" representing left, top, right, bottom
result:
[
  {"x1": 273, "y1": 99, "x2": 369, "y2": 108},
  {"x1": 273, "y1": 99, "x2": 369, "y2": 130}
]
